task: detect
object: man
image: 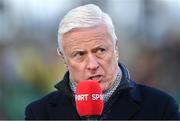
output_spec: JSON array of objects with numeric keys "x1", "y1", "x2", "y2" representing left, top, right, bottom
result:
[{"x1": 25, "y1": 4, "x2": 180, "y2": 120}]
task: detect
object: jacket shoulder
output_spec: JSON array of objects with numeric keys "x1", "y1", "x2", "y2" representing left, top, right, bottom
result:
[
  {"x1": 25, "y1": 91, "x2": 62, "y2": 120},
  {"x1": 27, "y1": 91, "x2": 61, "y2": 108},
  {"x1": 136, "y1": 84, "x2": 180, "y2": 119},
  {"x1": 137, "y1": 84, "x2": 174, "y2": 100}
]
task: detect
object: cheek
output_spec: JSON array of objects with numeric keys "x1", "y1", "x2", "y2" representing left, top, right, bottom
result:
[
  {"x1": 67, "y1": 61, "x2": 86, "y2": 80},
  {"x1": 102, "y1": 53, "x2": 118, "y2": 79},
  {"x1": 68, "y1": 64, "x2": 82, "y2": 74},
  {"x1": 106, "y1": 53, "x2": 118, "y2": 69}
]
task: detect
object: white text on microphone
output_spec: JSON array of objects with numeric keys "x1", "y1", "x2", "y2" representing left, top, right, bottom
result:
[{"x1": 75, "y1": 94, "x2": 103, "y2": 101}]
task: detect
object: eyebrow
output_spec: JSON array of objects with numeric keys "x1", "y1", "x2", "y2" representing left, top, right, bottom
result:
[
  {"x1": 71, "y1": 49, "x2": 87, "y2": 55},
  {"x1": 91, "y1": 45, "x2": 105, "y2": 53},
  {"x1": 71, "y1": 44, "x2": 106, "y2": 54}
]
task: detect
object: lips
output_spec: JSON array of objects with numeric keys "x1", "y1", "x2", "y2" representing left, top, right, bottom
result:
[{"x1": 89, "y1": 75, "x2": 103, "y2": 81}]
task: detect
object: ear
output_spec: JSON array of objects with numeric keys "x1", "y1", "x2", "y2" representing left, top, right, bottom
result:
[
  {"x1": 57, "y1": 48, "x2": 64, "y2": 59},
  {"x1": 114, "y1": 42, "x2": 119, "y2": 61},
  {"x1": 57, "y1": 48, "x2": 68, "y2": 69}
]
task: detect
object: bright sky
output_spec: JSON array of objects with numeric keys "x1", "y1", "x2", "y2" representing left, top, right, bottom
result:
[{"x1": 9, "y1": 0, "x2": 72, "y2": 20}]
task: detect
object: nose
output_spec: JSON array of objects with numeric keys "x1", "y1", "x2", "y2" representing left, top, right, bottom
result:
[{"x1": 86, "y1": 54, "x2": 99, "y2": 71}]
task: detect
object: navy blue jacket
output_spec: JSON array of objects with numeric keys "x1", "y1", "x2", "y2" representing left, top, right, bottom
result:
[{"x1": 25, "y1": 64, "x2": 180, "y2": 120}]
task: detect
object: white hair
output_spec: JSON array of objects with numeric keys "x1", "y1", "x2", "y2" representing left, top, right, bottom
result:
[{"x1": 57, "y1": 4, "x2": 117, "y2": 53}]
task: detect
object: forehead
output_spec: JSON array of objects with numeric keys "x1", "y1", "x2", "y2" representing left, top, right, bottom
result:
[{"x1": 63, "y1": 24, "x2": 113, "y2": 46}]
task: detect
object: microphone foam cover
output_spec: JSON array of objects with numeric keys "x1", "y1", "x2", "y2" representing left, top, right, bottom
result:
[{"x1": 75, "y1": 80, "x2": 104, "y2": 117}]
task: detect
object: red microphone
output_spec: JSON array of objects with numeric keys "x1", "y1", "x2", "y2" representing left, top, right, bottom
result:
[{"x1": 75, "y1": 80, "x2": 104, "y2": 120}]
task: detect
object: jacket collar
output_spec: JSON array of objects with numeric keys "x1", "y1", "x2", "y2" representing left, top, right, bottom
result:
[
  {"x1": 118, "y1": 63, "x2": 142, "y2": 102},
  {"x1": 54, "y1": 71, "x2": 74, "y2": 98},
  {"x1": 100, "y1": 63, "x2": 142, "y2": 119}
]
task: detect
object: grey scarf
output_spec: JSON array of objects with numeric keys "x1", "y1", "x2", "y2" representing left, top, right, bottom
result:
[{"x1": 69, "y1": 67, "x2": 122, "y2": 102}]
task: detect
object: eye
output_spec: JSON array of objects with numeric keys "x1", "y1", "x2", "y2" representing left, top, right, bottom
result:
[
  {"x1": 98, "y1": 48, "x2": 106, "y2": 53},
  {"x1": 99, "y1": 48, "x2": 106, "y2": 52},
  {"x1": 73, "y1": 51, "x2": 85, "y2": 61},
  {"x1": 75, "y1": 52, "x2": 84, "y2": 57},
  {"x1": 96, "y1": 48, "x2": 107, "y2": 57}
]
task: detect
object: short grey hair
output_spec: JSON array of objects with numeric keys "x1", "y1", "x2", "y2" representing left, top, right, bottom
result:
[{"x1": 57, "y1": 4, "x2": 117, "y2": 53}]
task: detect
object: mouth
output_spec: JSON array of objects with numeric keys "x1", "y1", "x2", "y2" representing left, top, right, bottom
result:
[{"x1": 89, "y1": 75, "x2": 103, "y2": 82}]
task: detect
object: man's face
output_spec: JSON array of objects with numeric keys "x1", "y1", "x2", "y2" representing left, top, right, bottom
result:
[{"x1": 62, "y1": 24, "x2": 119, "y2": 91}]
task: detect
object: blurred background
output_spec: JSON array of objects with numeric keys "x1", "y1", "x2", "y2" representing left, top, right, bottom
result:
[{"x1": 0, "y1": 0, "x2": 180, "y2": 119}]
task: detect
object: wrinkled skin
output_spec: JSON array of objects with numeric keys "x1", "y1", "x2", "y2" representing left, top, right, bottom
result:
[{"x1": 61, "y1": 24, "x2": 119, "y2": 91}]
